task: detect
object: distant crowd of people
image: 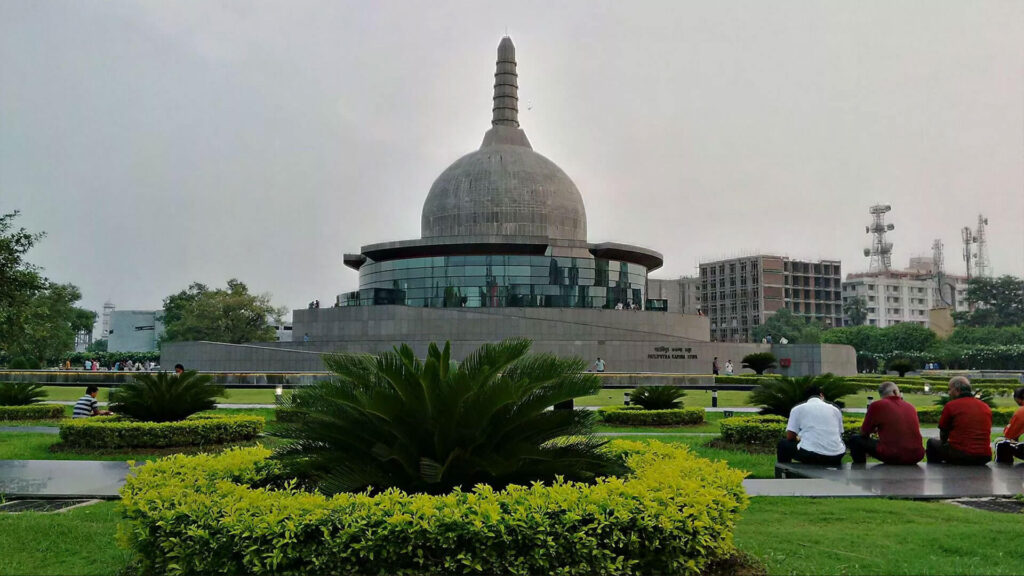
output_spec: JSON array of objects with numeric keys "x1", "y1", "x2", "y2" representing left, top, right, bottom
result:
[
  {"x1": 65, "y1": 359, "x2": 158, "y2": 372},
  {"x1": 778, "y1": 376, "x2": 1024, "y2": 466}
]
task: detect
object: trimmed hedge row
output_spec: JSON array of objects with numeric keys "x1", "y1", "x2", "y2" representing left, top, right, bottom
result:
[
  {"x1": 119, "y1": 441, "x2": 748, "y2": 576},
  {"x1": 916, "y1": 406, "x2": 1018, "y2": 427},
  {"x1": 713, "y1": 375, "x2": 779, "y2": 385},
  {"x1": 598, "y1": 406, "x2": 706, "y2": 426},
  {"x1": 0, "y1": 404, "x2": 64, "y2": 421},
  {"x1": 59, "y1": 414, "x2": 264, "y2": 449},
  {"x1": 719, "y1": 415, "x2": 864, "y2": 447}
]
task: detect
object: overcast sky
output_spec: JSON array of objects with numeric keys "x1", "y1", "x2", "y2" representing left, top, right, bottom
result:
[{"x1": 2, "y1": 1, "x2": 1023, "y2": 324}]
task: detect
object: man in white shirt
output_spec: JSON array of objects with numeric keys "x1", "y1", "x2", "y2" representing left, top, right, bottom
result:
[{"x1": 776, "y1": 384, "x2": 846, "y2": 466}]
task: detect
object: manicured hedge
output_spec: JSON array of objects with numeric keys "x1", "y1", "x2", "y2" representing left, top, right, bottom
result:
[
  {"x1": 713, "y1": 375, "x2": 778, "y2": 385},
  {"x1": 119, "y1": 441, "x2": 748, "y2": 576},
  {"x1": 59, "y1": 414, "x2": 264, "y2": 449},
  {"x1": 720, "y1": 415, "x2": 864, "y2": 446},
  {"x1": 0, "y1": 404, "x2": 64, "y2": 421},
  {"x1": 599, "y1": 405, "x2": 706, "y2": 426},
  {"x1": 917, "y1": 406, "x2": 1017, "y2": 427}
]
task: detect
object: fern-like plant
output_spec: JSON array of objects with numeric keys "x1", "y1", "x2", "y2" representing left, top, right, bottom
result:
[
  {"x1": 0, "y1": 382, "x2": 48, "y2": 406},
  {"x1": 631, "y1": 386, "x2": 685, "y2": 410},
  {"x1": 749, "y1": 373, "x2": 861, "y2": 417},
  {"x1": 272, "y1": 338, "x2": 627, "y2": 495},
  {"x1": 934, "y1": 389, "x2": 996, "y2": 409},
  {"x1": 109, "y1": 371, "x2": 225, "y2": 422},
  {"x1": 741, "y1": 352, "x2": 778, "y2": 375}
]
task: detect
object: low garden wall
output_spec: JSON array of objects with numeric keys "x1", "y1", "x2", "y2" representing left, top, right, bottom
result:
[
  {"x1": 598, "y1": 406, "x2": 705, "y2": 426},
  {"x1": 0, "y1": 404, "x2": 64, "y2": 421},
  {"x1": 119, "y1": 440, "x2": 748, "y2": 576},
  {"x1": 59, "y1": 414, "x2": 264, "y2": 449}
]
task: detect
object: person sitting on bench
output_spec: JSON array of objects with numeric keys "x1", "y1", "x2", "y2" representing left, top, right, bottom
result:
[
  {"x1": 849, "y1": 381, "x2": 924, "y2": 465},
  {"x1": 926, "y1": 376, "x2": 992, "y2": 465},
  {"x1": 995, "y1": 386, "x2": 1024, "y2": 464},
  {"x1": 777, "y1": 384, "x2": 846, "y2": 466}
]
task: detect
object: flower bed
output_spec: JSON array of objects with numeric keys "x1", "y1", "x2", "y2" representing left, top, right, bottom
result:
[
  {"x1": 58, "y1": 414, "x2": 263, "y2": 449},
  {"x1": 119, "y1": 440, "x2": 748, "y2": 576},
  {"x1": 0, "y1": 404, "x2": 64, "y2": 421},
  {"x1": 720, "y1": 415, "x2": 863, "y2": 447},
  {"x1": 599, "y1": 405, "x2": 706, "y2": 426}
]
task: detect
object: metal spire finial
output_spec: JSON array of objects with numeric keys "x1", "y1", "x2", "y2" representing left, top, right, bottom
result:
[{"x1": 492, "y1": 36, "x2": 519, "y2": 128}]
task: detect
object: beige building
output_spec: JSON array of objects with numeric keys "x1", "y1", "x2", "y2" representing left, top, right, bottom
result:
[
  {"x1": 646, "y1": 276, "x2": 701, "y2": 314},
  {"x1": 842, "y1": 259, "x2": 968, "y2": 328},
  {"x1": 700, "y1": 255, "x2": 843, "y2": 342}
]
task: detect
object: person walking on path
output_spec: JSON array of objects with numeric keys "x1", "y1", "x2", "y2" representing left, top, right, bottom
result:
[
  {"x1": 849, "y1": 382, "x2": 924, "y2": 464},
  {"x1": 995, "y1": 386, "x2": 1024, "y2": 463},
  {"x1": 724, "y1": 360, "x2": 734, "y2": 375},
  {"x1": 777, "y1": 384, "x2": 846, "y2": 466},
  {"x1": 593, "y1": 357, "x2": 605, "y2": 373},
  {"x1": 712, "y1": 357, "x2": 720, "y2": 376},
  {"x1": 926, "y1": 376, "x2": 992, "y2": 465}
]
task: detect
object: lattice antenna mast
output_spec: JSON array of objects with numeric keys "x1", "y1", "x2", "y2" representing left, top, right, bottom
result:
[
  {"x1": 974, "y1": 214, "x2": 990, "y2": 278},
  {"x1": 932, "y1": 239, "x2": 952, "y2": 307},
  {"x1": 961, "y1": 226, "x2": 974, "y2": 281},
  {"x1": 863, "y1": 204, "x2": 894, "y2": 273}
]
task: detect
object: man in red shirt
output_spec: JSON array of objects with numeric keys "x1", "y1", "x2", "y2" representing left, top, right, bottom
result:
[
  {"x1": 850, "y1": 381, "x2": 924, "y2": 464},
  {"x1": 926, "y1": 376, "x2": 992, "y2": 465},
  {"x1": 995, "y1": 386, "x2": 1024, "y2": 464}
]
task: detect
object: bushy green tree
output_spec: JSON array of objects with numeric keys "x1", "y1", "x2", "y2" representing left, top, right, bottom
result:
[
  {"x1": 948, "y1": 325, "x2": 1024, "y2": 346},
  {"x1": 749, "y1": 374, "x2": 861, "y2": 417},
  {"x1": 741, "y1": 352, "x2": 778, "y2": 375},
  {"x1": 751, "y1": 309, "x2": 824, "y2": 343},
  {"x1": 161, "y1": 279, "x2": 286, "y2": 344},
  {"x1": 86, "y1": 338, "x2": 108, "y2": 353},
  {"x1": 842, "y1": 296, "x2": 869, "y2": 326},
  {"x1": 109, "y1": 371, "x2": 225, "y2": 422},
  {"x1": 631, "y1": 386, "x2": 686, "y2": 410},
  {"x1": 876, "y1": 322, "x2": 936, "y2": 353},
  {"x1": 953, "y1": 276, "x2": 1024, "y2": 327},
  {"x1": 273, "y1": 339, "x2": 626, "y2": 495},
  {"x1": 820, "y1": 324, "x2": 884, "y2": 353}
]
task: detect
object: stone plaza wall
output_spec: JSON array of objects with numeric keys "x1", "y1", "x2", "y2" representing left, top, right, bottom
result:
[{"x1": 161, "y1": 306, "x2": 855, "y2": 376}]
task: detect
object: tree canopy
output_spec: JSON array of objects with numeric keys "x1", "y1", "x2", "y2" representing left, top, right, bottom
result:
[
  {"x1": 953, "y1": 276, "x2": 1024, "y2": 327},
  {"x1": 0, "y1": 212, "x2": 95, "y2": 364},
  {"x1": 161, "y1": 279, "x2": 286, "y2": 345},
  {"x1": 842, "y1": 295, "x2": 868, "y2": 326},
  {"x1": 751, "y1": 308, "x2": 824, "y2": 343}
]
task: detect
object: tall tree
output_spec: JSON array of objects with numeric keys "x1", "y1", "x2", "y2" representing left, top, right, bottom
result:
[
  {"x1": 842, "y1": 295, "x2": 869, "y2": 326},
  {"x1": 953, "y1": 276, "x2": 1024, "y2": 327},
  {"x1": 751, "y1": 308, "x2": 824, "y2": 343},
  {"x1": 161, "y1": 279, "x2": 286, "y2": 344}
]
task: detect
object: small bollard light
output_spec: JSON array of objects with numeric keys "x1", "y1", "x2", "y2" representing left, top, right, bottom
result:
[
  {"x1": 866, "y1": 395, "x2": 873, "y2": 405},
  {"x1": 275, "y1": 385, "x2": 284, "y2": 404},
  {"x1": 623, "y1": 392, "x2": 631, "y2": 406},
  {"x1": 711, "y1": 388, "x2": 718, "y2": 408},
  {"x1": 924, "y1": 383, "x2": 931, "y2": 394}
]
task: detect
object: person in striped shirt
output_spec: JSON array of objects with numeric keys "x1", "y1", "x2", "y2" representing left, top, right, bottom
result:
[{"x1": 72, "y1": 385, "x2": 112, "y2": 419}]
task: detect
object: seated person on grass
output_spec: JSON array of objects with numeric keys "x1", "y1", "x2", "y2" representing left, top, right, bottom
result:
[
  {"x1": 849, "y1": 381, "x2": 924, "y2": 465},
  {"x1": 777, "y1": 384, "x2": 846, "y2": 466},
  {"x1": 72, "y1": 385, "x2": 112, "y2": 419},
  {"x1": 995, "y1": 386, "x2": 1024, "y2": 464},
  {"x1": 926, "y1": 376, "x2": 991, "y2": 465}
]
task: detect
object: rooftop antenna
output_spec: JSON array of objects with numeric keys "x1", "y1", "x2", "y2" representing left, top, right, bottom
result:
[
  {"x1": 974, "y1": 214, "x2": 990, "y2": 278},
  {"x1": 961, "y1": 226, "x2": 974, "y2": 281},
  {"x1": 863, "y1": 204, "x2": 894, "y2": 273},
  {"x1": 932, "y1": 239, "x2": 953, "y2": 307}
]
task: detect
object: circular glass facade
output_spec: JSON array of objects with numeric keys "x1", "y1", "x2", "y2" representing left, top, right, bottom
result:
[{"x1": 342, "y1": 255, "x2": 646, "y2": 309}]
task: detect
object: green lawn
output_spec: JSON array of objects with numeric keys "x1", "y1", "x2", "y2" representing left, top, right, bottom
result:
[
  {"x1": 736, "y1": 498, "x2": 1024, "y2": 575},
  {"x1": 0, "y1": 501, "x2": 131, "y2": 576}
]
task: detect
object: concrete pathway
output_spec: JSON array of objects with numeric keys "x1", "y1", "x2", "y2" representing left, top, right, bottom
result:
[
  {"x1": 0, "y1": 426, "x2": 58, "y2": 434},
  {"x1": 0, "y1": 460, "x2": 129, "y2": 499}
]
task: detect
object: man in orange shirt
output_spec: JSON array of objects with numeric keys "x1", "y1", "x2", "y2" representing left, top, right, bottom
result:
[{"x1": 995, "y1": 387, "x2": 1024, "y2": 464}]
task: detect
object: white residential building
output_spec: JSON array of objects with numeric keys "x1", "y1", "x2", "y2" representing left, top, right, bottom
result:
[{"x1": 842, "y1": 269, "x2": 968, "y2": 328}]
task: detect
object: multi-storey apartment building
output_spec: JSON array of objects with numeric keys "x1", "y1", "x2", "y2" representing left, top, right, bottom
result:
[
  {"x1": 842, "y1": 261, "x2": 968, "y2": 327},
  {"x1": 646, "y1": 276, "x2": 701, "y2": 314},
  {"x1": 700, "y1": 255, "x2": 842, "y2": 342}
]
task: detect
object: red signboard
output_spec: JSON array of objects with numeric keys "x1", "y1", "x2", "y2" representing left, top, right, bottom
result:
[{"x1": 780, "y1": 358, "x2": 792, "y2": 368}]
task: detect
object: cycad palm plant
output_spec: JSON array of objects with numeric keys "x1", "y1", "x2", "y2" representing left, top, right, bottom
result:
[
  {"x1": 934, "y1": 389, "x2": 996, "y2": 408},
  {"x1": 109, "y1": 370, "x2": 225, "y2": 422},
  {"x1": 0, "y1": 382, "x2": 48, "y2": 406},
  {"x1": 631, "y1": 386, "x2": 685, "y2": 410},
  {"x1": 749, "y1": 373, "x2": 861, "y2": 417},
  {"x1": 272, "y1": 338, "x2": 626, "y2": 495}
]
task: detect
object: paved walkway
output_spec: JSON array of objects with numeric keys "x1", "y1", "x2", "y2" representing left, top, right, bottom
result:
[
  {"x1": 0, "y1": 426, "x2": 58, "y2": 434},
  {"x1": 0, "y1": 460, "x2": 129, "y2": 499}
]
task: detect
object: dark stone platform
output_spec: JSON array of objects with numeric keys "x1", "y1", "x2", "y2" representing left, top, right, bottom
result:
[
  {"x1": 0, "y1": 460, "x2": 130, "y2": 499},
  {"x1": 772, "y1": 462, "x2": 1024, "y2": 499}
]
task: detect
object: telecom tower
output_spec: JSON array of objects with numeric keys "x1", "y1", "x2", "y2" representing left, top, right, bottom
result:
[
  {"x1": 932, "y1": 238, "x2": 954, "y2": 307},
  {"x1": 101, "y1": 301, "x2": 115, "y2": 338},
  {"x1": 863, "y1": 204, "x2": 894, "y2": 273},
  {"x1": 973, "y1": 214, "x2": 990, "y2": 278}
]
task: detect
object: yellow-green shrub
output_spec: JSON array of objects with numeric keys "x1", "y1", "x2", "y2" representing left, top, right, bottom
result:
[
  {"x1": 599, "y1": 405, "x2": 705, "y2": 426},
  {"x1": 119, "y1": 440, "x2": 748, "y2": 576},
  {"x1": 59, "y1": 414, "x2": 263, "y2": 449},
  {"x1": 0, "y1": 404, "x2": 64, "y2": 420}
]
